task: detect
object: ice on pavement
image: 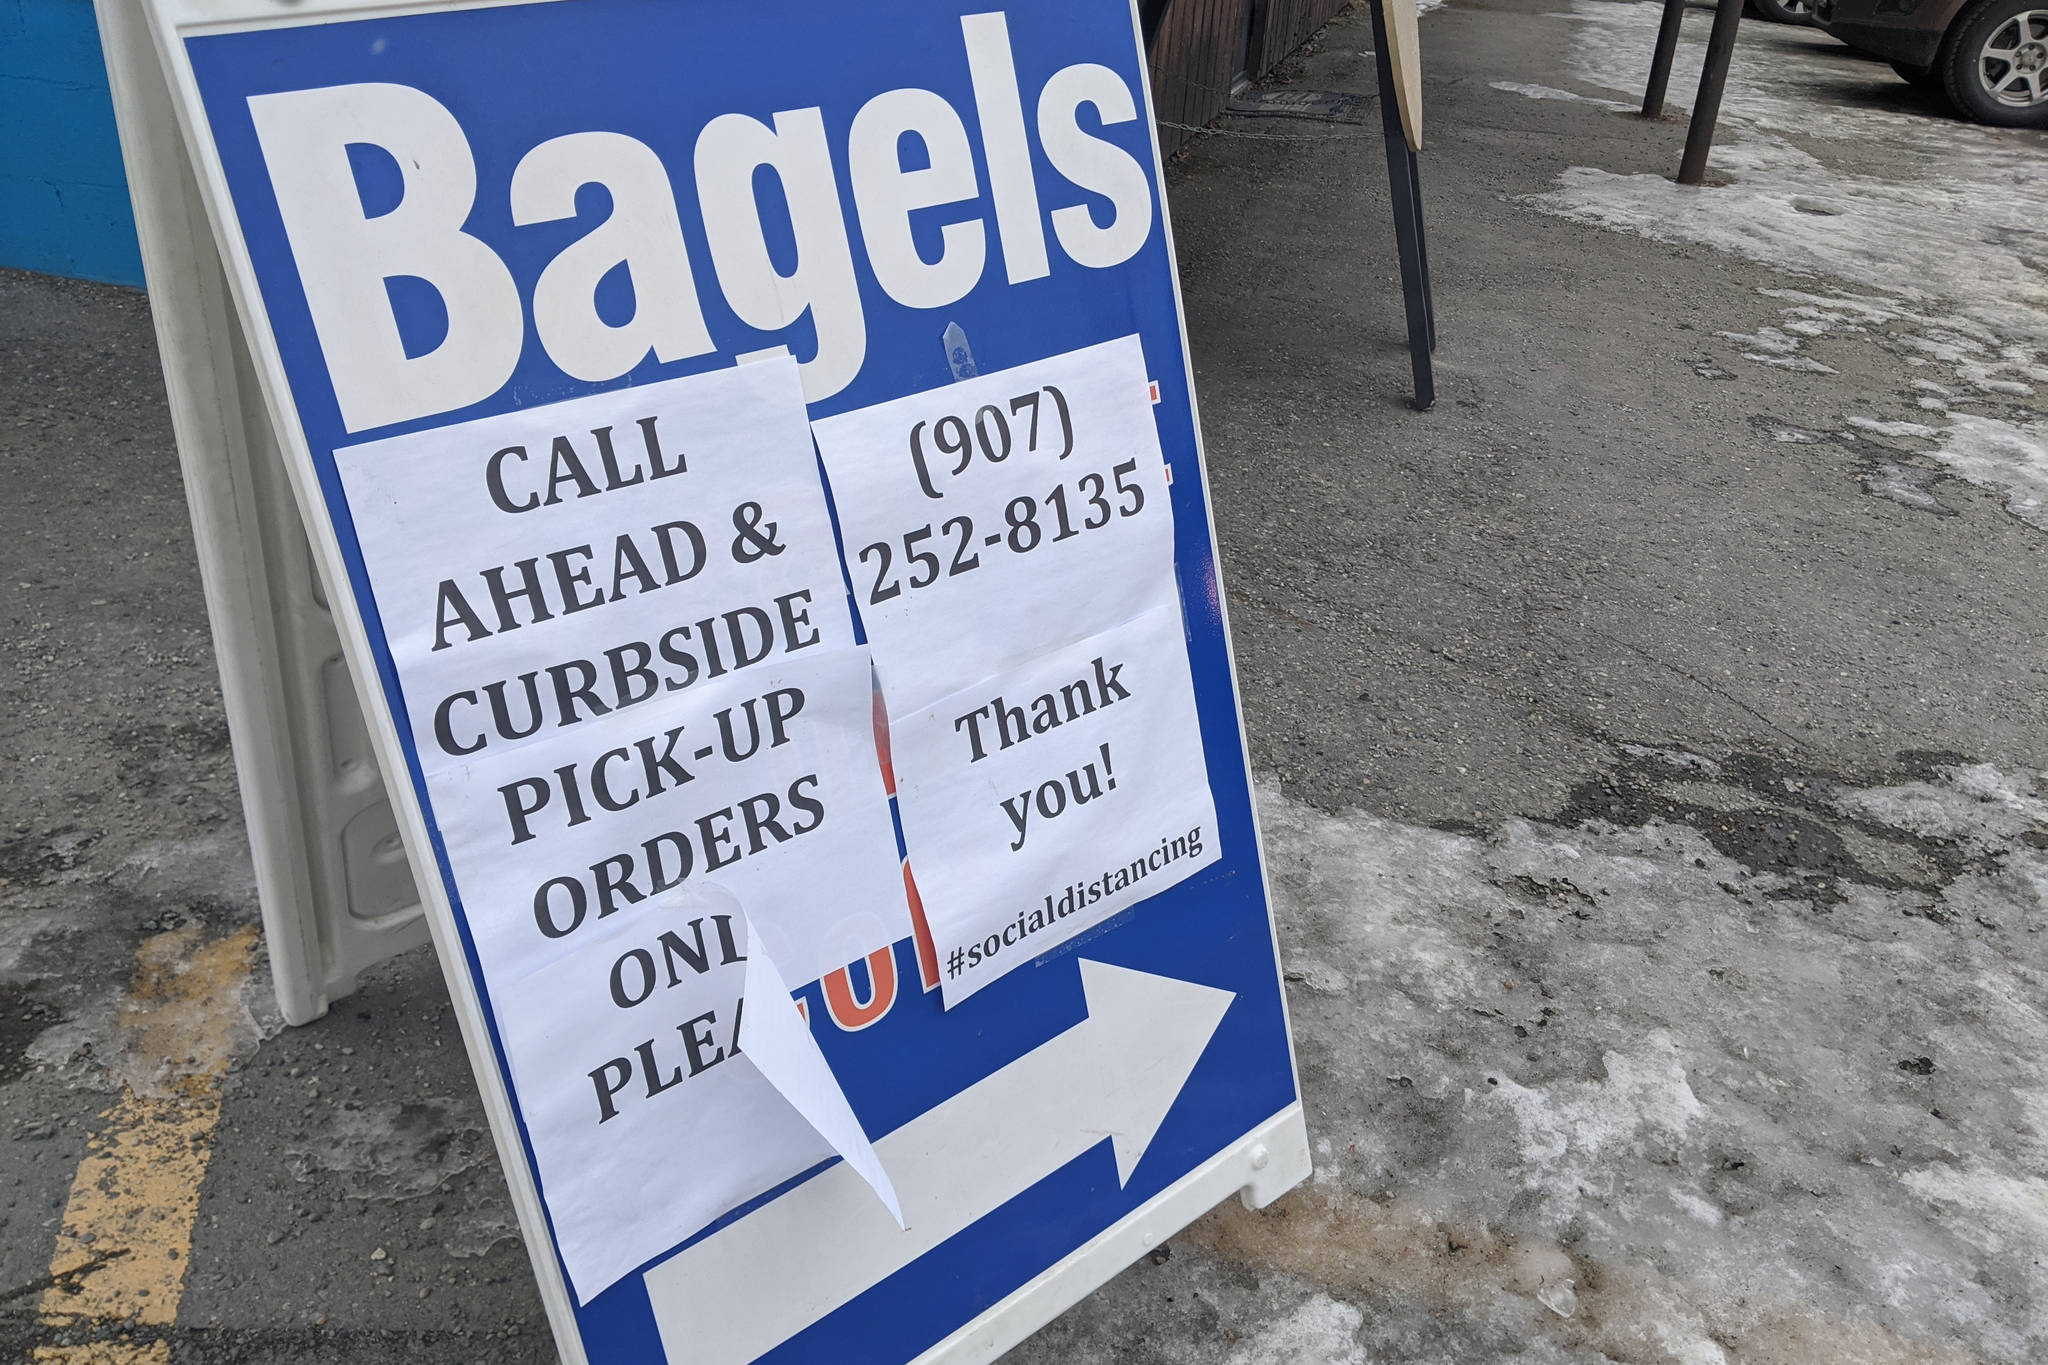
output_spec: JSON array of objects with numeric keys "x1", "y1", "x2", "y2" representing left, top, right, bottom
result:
[
  {"x1": 1162, "y1": 760, "x2": 2048, "y2": 1364},
  {"x1": 1928, "y1": 413, "x2": 2048, "y2": 530},
  {"x1": 1518, "y1": 0, "x2": 2048, "y2": 341},
  {"x1": 1486, "y1": 80, "x2": 1631, "y2": 111},
  {"x1": 1224, "y1": 1295, "x2": 1369, "y2": 1365},
  {"x1": 1495, "y1": 1, "x2": 2048, "y2": 534},
  {"x1": 1490, "y1": 1030, "x2": 1704, "y2": 1212},
  {"x1": 287, "y1": 1097, "x2": 522, "y2": 1259}
]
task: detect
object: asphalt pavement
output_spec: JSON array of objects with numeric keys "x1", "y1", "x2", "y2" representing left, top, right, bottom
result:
[{"x1": 3, "y1": 1, "x2": 2045, "y2": 1362}]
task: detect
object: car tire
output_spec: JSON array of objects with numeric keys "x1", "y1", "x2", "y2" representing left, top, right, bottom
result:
[
  {"x1": 1940, "y1": 0, "x2": 2048, "y2": 126},
  {"x1": 1749, "y1": 0, "x2": 1817, "y2": 23}
]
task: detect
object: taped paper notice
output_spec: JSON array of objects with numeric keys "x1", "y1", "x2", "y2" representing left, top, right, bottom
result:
[
  {"x1": 328, "y1": 356, "x2": 910, "y2": 1299},
  {"x1": 886, "y1": 606, "x2": 1218, "y2": 1004},
  {"x1": 739, "y1": 911, "x2": 903, "y2": 1230},
  {"x1": 810, "y1": 334, "x2": 1182, "y2": 715},
  {"x1": 430, "y1": 645, "x2": 909, "y2": 994},
  {"x1": 334, "y1": 356, "x2": 857, "y2": 782},
  {"x1": 812, "y1": 336, "x2": 1220, "y2": 1003},
  {"x1": 507, "y1": 884, "x2": 900, "y2": 1301}
]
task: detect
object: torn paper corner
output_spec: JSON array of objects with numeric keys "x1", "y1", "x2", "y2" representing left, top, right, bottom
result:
[{"x1": 724, "y1": 892, "x2": 905, "y2": 1230}]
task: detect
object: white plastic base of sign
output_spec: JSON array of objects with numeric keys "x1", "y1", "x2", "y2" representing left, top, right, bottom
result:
[
  {"x1": 94, "y1": 0, "x2": 429, "y2": 1027},
  {"x1": 913, "y1": 1105, "x2": 1309, "y2": 1365}
]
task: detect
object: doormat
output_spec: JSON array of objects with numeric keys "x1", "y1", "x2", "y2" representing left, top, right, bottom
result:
[{"x1": 1224, "y1": 88, "x2": 1375, "y2": 123}]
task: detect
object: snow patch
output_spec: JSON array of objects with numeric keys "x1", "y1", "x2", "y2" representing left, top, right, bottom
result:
[
  {"x1": 1672, "y1": 1189, "x2": 1726, "y2": 1227},
  {"x1": 1493, "y1": 1031, "x2": 1704, "y2": 1211},
  {"x1": 1534, "y1": 1, "x2": 2048, "y2": 345},
  {"x1": 1861, "y1": 463, "x2": 1953, "y2": 516},
  {"x1": 1904, "y1": 1164, "x2": 2048, "y2": 1259},
  {"x1": 1514, "y1": 2, "x2": 2048, "y2": 530},
  {"x1": 1744, "y1": 352, "x2": 1835, "y2": 373},
  {"x1": 1718, "y1": 327, "x2": 1801, "y2": 354},
  {"x1": 1253, "y1": 758, "x2": 2048, "y2": 1361},
  {"x1": 1927, "y1": 413, "x2": 2048, "y2": 530},
  {"x1": 288, "y1": 1098, "x2": 520, "y2": 1258},
  {"x1": 1835, "y1": 762, "x2": 2048, "y2": 845},
  {"x1": 1225, "y1": 1294, "x2": 1368, "y2": 1365},
  {"x1": 1618, "y1": 744, "x2": 1724, "y2": 776},
  {"x1": 1489, "y1": 80, "x2": 1630, "y2": 111},
  {"x1": 1847, "y1": 417, "x2": 1941, "y2": 440}
]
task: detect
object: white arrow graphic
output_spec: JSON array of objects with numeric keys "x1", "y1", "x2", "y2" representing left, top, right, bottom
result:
[{"x1": 643, "y1": 960, "x2": 1235, "y2": 1365}]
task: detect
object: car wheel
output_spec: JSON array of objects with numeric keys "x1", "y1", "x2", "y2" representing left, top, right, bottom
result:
[
  {"x1": 1749, "y1": 0, "x2": 1817, "y2": 23},
  {"x1": 1941, "y1": 0, "x2": 2048, "y2": 126}
]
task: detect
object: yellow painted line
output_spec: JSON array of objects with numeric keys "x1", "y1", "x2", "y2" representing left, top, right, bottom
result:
[
  {"x1": 31, "y1": 1336, "x2": 170, "y2": 1364},
  {"x1": 33, "y1": 924, "x2": 259, "y2": 1362}
]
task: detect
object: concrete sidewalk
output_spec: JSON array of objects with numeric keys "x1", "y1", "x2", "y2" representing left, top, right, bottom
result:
[{"x1": 4, "y1": 2, "x2": 2045, "y2": 1361}]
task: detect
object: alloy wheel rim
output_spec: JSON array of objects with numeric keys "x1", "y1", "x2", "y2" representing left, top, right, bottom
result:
[{"x1": 1979, "y1": 10, "x2": 2048, "y2": 106}]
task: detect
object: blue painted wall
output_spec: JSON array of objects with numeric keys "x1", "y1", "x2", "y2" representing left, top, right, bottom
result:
[{"x1": 1, "y1": 0, "x2": 143, "y2": 286}]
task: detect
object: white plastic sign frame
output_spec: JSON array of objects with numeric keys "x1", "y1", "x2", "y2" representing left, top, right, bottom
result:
[{"x1": 95, "y1": 0, "x2": 432, "y2": 1032}]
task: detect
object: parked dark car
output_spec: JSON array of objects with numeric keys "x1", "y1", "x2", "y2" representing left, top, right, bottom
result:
[
  {"x1": 1816, "y1": 0, "x2": 2048, "y2": 126},
  {"x1": 1750, "y1": 0, "x2": 1817, "y2": 25}
]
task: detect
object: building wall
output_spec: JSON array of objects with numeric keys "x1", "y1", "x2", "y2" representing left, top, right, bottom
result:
[{"x1": 1, "y1": 0, "x2": 143, "y2": 286}]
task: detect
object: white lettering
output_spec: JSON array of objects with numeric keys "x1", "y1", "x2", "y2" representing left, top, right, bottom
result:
[
  {"x1": 246, "y1": 83, "x2": 523, "y2": 433},
  {"x1": 960, "y1": 12, "x2": 1050, "y2": 284},
  {"x1": 694, "y1": 109, "x2": 867, "y2": 401},
  {"x1": 244, "y1": 28, "x2": 1159, "y2": 423},
  {"x1": 848, "y1": 88, "x2": 987, "y2": 310},
  {"x1": 510, "y1": 131, "x2": 716, "y2": 383},
  {"x1": 1037, "y1": 64, "x2": 1154, "y2": 270}
]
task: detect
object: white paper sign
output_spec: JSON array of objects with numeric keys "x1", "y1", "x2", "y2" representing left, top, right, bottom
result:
[
  {"x1": 329, "y1": 359, "x2": 911, "y2": 1299},
  {"x1": 810, "y1": 334, "x2": 1181, "y2": 714},
  {"x1": 335, "y1": 357, "x2": 857, "y2": 780},
  {"x1": 811, "y1": 337, "x2": 1219, "y2": 1003},
  {"x1": 492, "y1": 882, "x2": 898, "y2": 1303},
  {"x1": 888, "y1": 605, "x2": 1219, "y2": 1002},
  {"x1": 737, "y1": 913, "x2": 902, "y2": 1232},
  {"x1": 431, "y1": 646, "x2": 907, "y2": 993}
]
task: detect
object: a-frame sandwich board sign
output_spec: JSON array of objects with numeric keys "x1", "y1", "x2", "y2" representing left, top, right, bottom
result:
[{"x1": 115, "y1": 0, "x2": 1312, "y2": 1359}]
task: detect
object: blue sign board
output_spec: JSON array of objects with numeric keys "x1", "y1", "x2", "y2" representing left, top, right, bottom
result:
[{"x1": 149, "y1": 0, "x2": 1306, "y2": 1359}]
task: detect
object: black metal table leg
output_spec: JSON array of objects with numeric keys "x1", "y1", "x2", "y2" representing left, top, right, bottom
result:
[
  {"x1": 1407, "y1": 149, "x2": 1436, "y2": 354},
  {"x1": 1370, "y1": 0, "x2": 1436, "y2": 411},
  {"x1": 1679, "y1": 0, "x2": 1746, "y2": 185},
  {"x1": 1643, "y1": 0, "x2": 1688, "y2": 117}
]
